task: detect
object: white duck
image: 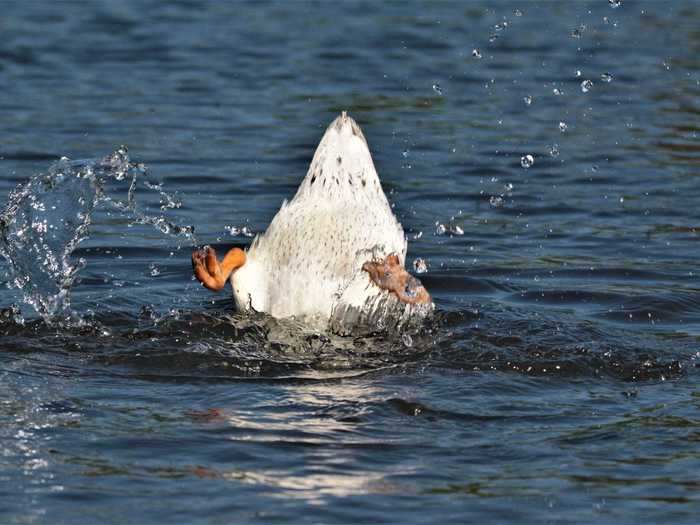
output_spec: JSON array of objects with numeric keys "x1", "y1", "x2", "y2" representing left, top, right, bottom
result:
[{"x1": 192, "y1": 112, "x2": 432, "y2": 330}]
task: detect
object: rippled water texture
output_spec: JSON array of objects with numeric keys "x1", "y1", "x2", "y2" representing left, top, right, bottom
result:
[{"x1": 1, "y1": 2, "x2": 700, "y2": 523}]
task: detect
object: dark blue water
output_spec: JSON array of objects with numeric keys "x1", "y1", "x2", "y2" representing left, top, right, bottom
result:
[{"x1": 2, "y1": 1, "x2": 700, "y2": 523}]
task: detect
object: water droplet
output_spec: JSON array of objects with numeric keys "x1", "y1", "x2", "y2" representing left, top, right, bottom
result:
[
  {"x1": 559, "y1": 121, "x2": 568, "y2": 132},
  {"x1": 601, "y1": 72, "x2": 613, "y2": 83},
  {"x1": 472, "y1": 48, "x2": 482, "y2": 59},
  {"x1": 412, "y1": 231, "x2": 423, "y2": 240},
  {"x1": 608, "y1": 0, "x2": 622, "y2": 7},
  {"x1": 224, "y1": 225, "x2": 240, "y2": 236},
  {"x1": 240, "y1": 226, "x2": 254, "y2": 238},
  {"x1": 513, "y1": 8, "x2": 523, "y2": 16},
  {"x1": 552, "y1": 88, "x2": 563, "y2": 96},
  {"x1": 159, "y1": 191, "x2": 182, "y2": 211},
  {"x1": 619, "y1": 196, "x2": 625, "y2": 203},
  {"x1": 413, "y1": 258, "x2": 428, "y2": 274},
  {"x1": 575, "y1": 70, "x2": 582, "y2": 77},
  {"x1": 432, "y1": 83, "x2": 442, "y2": 95},
  {"x1": 489, "y1": 195, "x2": 504, "y2": 208},
  {"x1": 1, "y1": 146, "x2": 201, "y2": 320},
  {"x1": 523, "y1": 95, "x2": 533, "y2": 106},
  {"x1": 548, "y1": 144, "x2": 560, "y2": 157},
  {"x1": 402, "y1": 150, "x2": 410, "y2": 158},
  {"x1": 488, "y1": 34, "x2": 499, "y2": 43},
  {"x1": 435, "y1": 222, "x2": 463, "y2": 236},
  {"x1": 520, "y1": 154, "x2": 534, "y2": 168},
  {"x1": 503, "y1": 182, "x2": 514, "y2": 193},
  {"x1": 580, "y1": 80, "x2": 593, "y2": 93},
  {"x1": 149, "y1": 263, "x2": 161, "y2": 277},
  {"x1": 570, "y1": 27, "x2": 582, "y2": 39}
]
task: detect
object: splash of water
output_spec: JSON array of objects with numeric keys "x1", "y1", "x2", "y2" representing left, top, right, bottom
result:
[{"x1": 0, "y1": 148, "x2": 196, "y2": 322}]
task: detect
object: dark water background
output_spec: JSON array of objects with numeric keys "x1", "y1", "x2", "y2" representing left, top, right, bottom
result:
[{"x1": 2, "y1": 1, "x2": 700, "y2": 523}]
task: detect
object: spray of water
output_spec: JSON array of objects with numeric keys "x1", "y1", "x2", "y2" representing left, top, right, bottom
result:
[{"x1": 0, "y1": 147, "x2": 196, "y2": 322}]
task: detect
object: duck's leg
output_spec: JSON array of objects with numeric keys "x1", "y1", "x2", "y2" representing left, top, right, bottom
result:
[
  {"x1": 192, "y1": 246, "x2": 246, "y2": 292},
  {"x1": 362, "y1": 254, "x2": 431, "y2": 305}
]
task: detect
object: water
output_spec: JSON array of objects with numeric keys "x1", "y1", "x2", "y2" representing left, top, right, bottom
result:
[
  {"x1": 0, "y1": 150, "x2": 195, "y2": 321},
  {"x1": 1, "y1": 1, "x2": 700, "y2": 523}
]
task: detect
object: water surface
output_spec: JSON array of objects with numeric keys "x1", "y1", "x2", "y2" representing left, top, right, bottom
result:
[{"x1": 1, "y1": 1, "x2": 700, "y2": 523}]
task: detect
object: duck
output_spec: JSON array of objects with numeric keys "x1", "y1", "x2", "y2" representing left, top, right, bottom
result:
[{"x1": 192, "y1": 112, "x2": 432, "y2": 330}]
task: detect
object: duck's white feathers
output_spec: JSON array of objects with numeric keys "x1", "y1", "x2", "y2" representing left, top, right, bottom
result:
[{"x1": 231, "y1": 113, "x2": 415, "y2": 326}]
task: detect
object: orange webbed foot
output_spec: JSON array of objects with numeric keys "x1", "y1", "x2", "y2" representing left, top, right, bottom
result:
[
  {"x1": 362, "y1": 254, "x2": 431, "y2": 305},
  {"x1": 192, "y1": 245, "x2": 246, "y2": 292}
]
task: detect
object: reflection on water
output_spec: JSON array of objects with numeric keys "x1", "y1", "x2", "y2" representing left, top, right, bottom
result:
[
  {"x1": 0, "y1": 366, "x2": 72, "y2": 524},
  {"x1": 207, "y1": 381, "x2": 406, "y2": 503}
]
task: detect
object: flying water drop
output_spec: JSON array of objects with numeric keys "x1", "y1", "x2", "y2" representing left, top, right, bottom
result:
[
  {"x1": 520, "y1": 154, "x2": 534, "y2": 168},
  {"x1": 601, "y1": 72, "x2": 613, "y2": 83},
  {"x1": 580, "y1": 80, "x2": 593, "y2": 93},
  {"x1": 149, "y1": 263, "x2": 161, "y2": 277},
  {"x1": 570, "y1": 26, "x2": 584, "y2": 39},
  {"x1": 413, "y1": 258, "x2": 428, "y2": 274},
  {"x1": 225, "y1": 225, "x2": 240, "y2": 236},
  {"x1": 435, "y1": 222, "x2": 463, "y2": 236},
  {"x1": 159, "y1": 191, "x2": 182, "y2": 211},
  {"x1": 559, "y1": 121, "x2": 568, "y2": 132},
  {"x1": 0, "y1": 150, "x2": 196, "y2": 322}
]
